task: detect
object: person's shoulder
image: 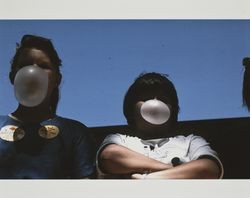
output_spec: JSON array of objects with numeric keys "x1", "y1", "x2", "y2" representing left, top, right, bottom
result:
[
  {"x1": 169, "y1": 134, "x2": 199, "y2": 143},
  {"x1": 55, "y1": 116, "x2": 90, "y2": 139},
  {"x1": 103, "y1": 133, "x2": 137, "y2": 144},
  {"x1": 172, "y1": 133, "x2": 198, "y2": 139},
  {"x1": 172, "y1": 134, "x2": 210, "y2": 146},
  {"x1": 55, "y1": 116, "x2": 87, "y2": 128},
  {"x1": 104, "y1": 133, "x2": 125, "y2": 140}
]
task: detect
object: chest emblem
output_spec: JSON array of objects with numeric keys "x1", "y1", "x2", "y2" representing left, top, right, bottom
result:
[
  {"x1": 38, "y1": 125, "x2": 60, "y2": 139},
  {"x1": 0, "y1": 125, "x2": 25, "y2": 142}
]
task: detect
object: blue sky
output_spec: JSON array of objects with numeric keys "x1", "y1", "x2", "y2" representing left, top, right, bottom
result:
[{"x1": 0, "y1": 20, "x2": 250, "y2": 127}]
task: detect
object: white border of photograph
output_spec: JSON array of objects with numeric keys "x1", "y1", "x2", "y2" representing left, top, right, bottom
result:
[
  {"x1": 0, "y1": 0, "x2": 250, "y2": 19},
  {"x1": 0, "y1": 0, "x2": 250, "y2": 198}
]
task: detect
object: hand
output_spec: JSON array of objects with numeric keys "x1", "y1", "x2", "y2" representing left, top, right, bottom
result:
[{"x1": 131, "y1": 173, "x2": 147, "y2": 179}]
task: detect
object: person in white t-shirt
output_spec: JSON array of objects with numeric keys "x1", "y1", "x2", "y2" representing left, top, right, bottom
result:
[{"x1": 97, "y1": 72, "x2": 224, "y2": 179}]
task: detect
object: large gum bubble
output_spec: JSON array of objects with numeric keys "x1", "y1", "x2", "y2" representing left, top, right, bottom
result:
[
  {"x1": 14, "y1": 65, "x2": 49, "y2": 107},
  {"x1": 140, "y1": 99, "x2": 170, "y2": 125}
]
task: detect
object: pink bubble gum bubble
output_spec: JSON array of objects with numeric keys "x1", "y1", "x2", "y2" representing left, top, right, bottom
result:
[
  {"x1": 14, "y1": 65, "x2": 48, "y2": 107},
  {"x1": 140, "y1": 99, "x2": 170, "y2": 125}
]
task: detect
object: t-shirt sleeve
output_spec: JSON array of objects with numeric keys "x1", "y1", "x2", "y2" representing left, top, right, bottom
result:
[
  {"x1": 70, "y1": 123, "x2": 96, "y2": 178},
  {"x1": 96, "y1": 133, "x2": 126, "y2": 174},
  {"x1": 99, "y1": 133, "x2": 125, "y2": 150},
  {"x1": 188, "y1": 134, "x2": 224, "y2": 178}
]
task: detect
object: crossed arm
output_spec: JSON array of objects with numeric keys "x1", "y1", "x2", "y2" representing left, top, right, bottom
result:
[{"x1": 98, "y1": 144, "x2": 221, "y2": 179}]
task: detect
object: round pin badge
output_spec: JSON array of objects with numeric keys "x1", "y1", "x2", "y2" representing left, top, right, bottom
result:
[
  {"x1": 0, "y1": 125, "x2": 25, "y2": 142},
  {"x1": 38, "y1": 125, "x2": 59, "y2": 139}
]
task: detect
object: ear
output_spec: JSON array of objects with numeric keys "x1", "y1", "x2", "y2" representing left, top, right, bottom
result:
[
  {"x1": 56, "y1": 73, "x2": 62, "y2": 86},
  {"x1": 9, "y1": 71, "x2": 15, "y2": 85}
]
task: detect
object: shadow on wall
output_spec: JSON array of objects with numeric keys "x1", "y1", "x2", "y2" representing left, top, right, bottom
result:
[{"x1": 89, "y1": 117, "x2": 250, "y2": 179}]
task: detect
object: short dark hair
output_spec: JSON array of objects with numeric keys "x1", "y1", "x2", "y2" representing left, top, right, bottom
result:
[
  {"x1": 123, "y1": 72, "x2": 180, "y2": 127},
  {"x1": 243, "y1": 57, "x2": 250, "y2": 110},
  {"x1": 9, "y1": 34, "x2": 62, "y2": 114}
]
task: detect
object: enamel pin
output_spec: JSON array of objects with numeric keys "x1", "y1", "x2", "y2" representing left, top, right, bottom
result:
[
  {"x1": 0, "y1": 125, "x2": 25, "y2": 142},
  {"x1": 38, "y1": 125, "x2": 59, "y2": 139}
]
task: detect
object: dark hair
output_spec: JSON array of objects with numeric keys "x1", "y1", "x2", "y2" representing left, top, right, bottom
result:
[
  {"x1": 9, "y1": 34, "x2": 62, "y2": 113},
  {"x1": 123, "y1": 72, "x2": 180, "y2": 127},
  {"x1": 243, "y1": 57, "x2": 250, "y2": 110}
]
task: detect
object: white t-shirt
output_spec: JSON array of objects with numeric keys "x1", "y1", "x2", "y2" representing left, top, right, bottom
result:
[{"x1": 97, "y1": 133, "x2": 224, "y2": 178}]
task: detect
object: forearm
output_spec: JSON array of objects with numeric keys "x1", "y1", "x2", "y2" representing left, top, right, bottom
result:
[
  {"x1": 133, "y1": 158, "x2": 220, "y2": 179},
  {"x1": 98, "y1": 144, "x2": 172, "y2": 174}
]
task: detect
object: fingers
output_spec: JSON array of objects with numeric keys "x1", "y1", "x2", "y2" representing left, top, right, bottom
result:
[{"x1": 131, "y1": 173, "x2": 147, "y2": 179}]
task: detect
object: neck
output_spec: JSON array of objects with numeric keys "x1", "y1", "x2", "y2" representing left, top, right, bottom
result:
[
  {"x1": 11, "y1": 102, "x2": 55, "y2": 123},
  {"x1": 134, "y1": 125, "x2": 177, "y2": 140}
]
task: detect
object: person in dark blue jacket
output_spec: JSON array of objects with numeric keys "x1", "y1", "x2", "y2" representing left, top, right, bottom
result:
[{"x1": 0, "y1": 35, "x2": 95, "y2": 179}]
